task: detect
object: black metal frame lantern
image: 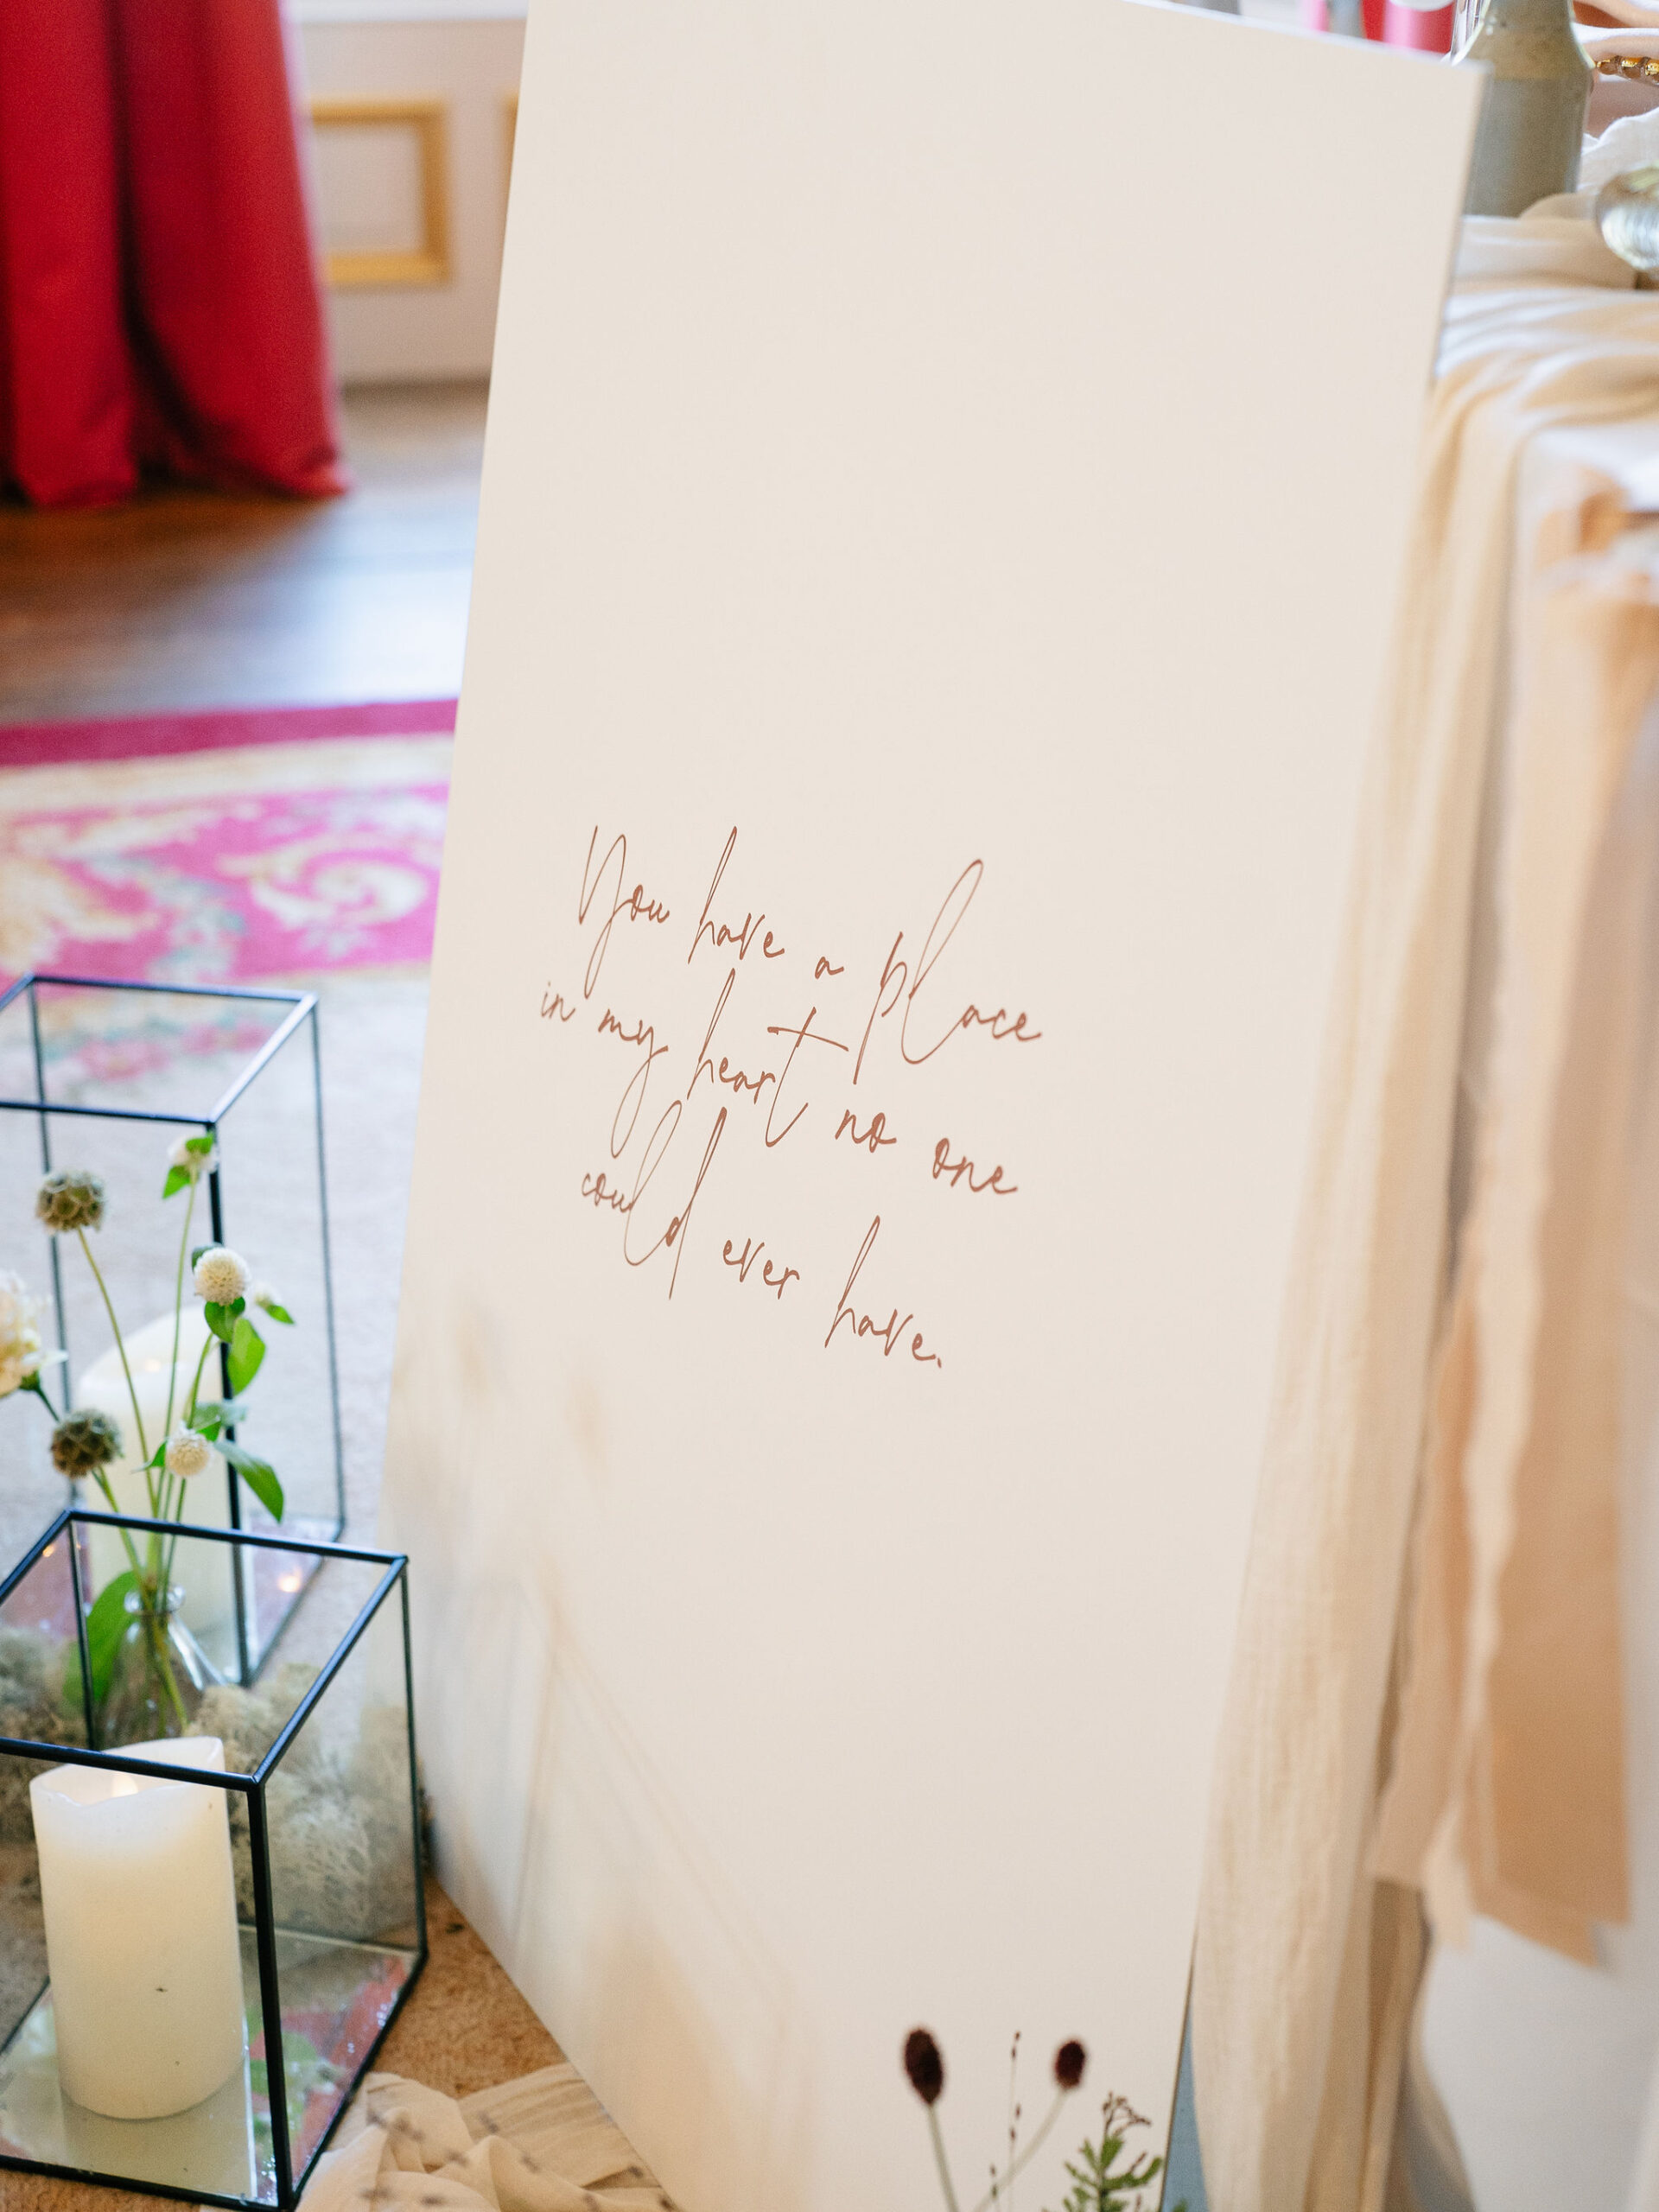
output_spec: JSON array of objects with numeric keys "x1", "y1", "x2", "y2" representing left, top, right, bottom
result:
[
  {"x1": 0, "y1": 974, "x2": 347, "y2": 1685},
  {"x1": 0, "y1": 1512, "x2": 427, "y2": 2209}
]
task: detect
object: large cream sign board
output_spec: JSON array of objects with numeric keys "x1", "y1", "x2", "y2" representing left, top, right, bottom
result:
[{"x1": 384, "y1": 7, "x2": 1477, "y2": 2206}]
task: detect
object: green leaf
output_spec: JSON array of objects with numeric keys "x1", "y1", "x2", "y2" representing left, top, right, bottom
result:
[
  {"x1": 185, "y1": 1135, "x2": 214, "y2": 1156},
  {"x1": 60, "y1": 1646, "x2": 86, "y2": 1728},
  {"x1": 221, "y1": 1439, "x2": 283, "y2": 1522},
  {"x1": 192, "y1": 1245, "x2": 213, "y2": 1269},
  {"x1": 85, "y1": 1571, "x2": 137, "y2": 1704},
  {"x1": 226, "y1": 1316, "x2": 264, "y2": 1395},
  {"x1": 248, "y1": 2029, "x2": 324, "y2": 2124},
  {"x1": 162, "y1": 1166, "x2": 189, "y2": 1199},
  {"x1": 204, "y1": 1300, "x2": 236, "y2": 1344},
  {"x1": 147, "y1": 1441, "x2": 167, "y2": 1471},
  {"x1": 188, "y1": 1395, "x2": 248, "y2": 1441},
  {"x1": 263, "y1": 1302, "x2": 295, "y2": 1326}
]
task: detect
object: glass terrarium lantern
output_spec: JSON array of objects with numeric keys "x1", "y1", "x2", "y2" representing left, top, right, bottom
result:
[
  {"x1": 0, "y1": 1513, "x2": 426, "y2": 2209},
  {"x1": 0, "y1": 975, "x2": 346, "y2": 1684}
]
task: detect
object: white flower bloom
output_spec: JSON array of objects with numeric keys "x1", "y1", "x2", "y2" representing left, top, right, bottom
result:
[
  {"x1": 0, "y1": 1271, "x2": 43, "y2": 1399},
  {"x1": 164, "y1": 1428, "x2": 213, "y2": 1479},
  {"x1": 194, "y1": 1247, "x2": 250, "y2": 1306},
  {"x1": 168, "y1": 1133, "x2": 219, "y2": 1181}
]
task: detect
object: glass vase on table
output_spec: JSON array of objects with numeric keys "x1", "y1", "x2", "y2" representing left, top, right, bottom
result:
[
  {"x1": 1456, "y1": 0, "x2": 1592, "y2": 215},
  {"x1": 97, "y1": 1573, "x2": 225, "y2": 1748}
]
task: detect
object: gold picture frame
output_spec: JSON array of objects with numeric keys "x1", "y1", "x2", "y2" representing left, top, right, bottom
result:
[{"x1": 309, "y1": 98, "x2": 451, "y2": 289}]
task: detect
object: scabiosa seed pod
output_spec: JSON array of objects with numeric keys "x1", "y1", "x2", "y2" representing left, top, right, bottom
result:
[
  {"x1": 35, "y1": 1170, "x2": 106, "y2": 1235},
  {"x1": 50, "y1": 1408, "x2": 122, "y2": 1478},
  {"x1": 194, "y1": 1247, "x2": 250, "y2": 1305},
  {"x1": 903, "y1": 2027, "x2": 944, "y2": 2106},
  {"x1": 165, "y1": 1428, "x2": 213, "y2": 1479},
  {"x1": 1053, "y1": 2039, "x2": 1086, "y2": 2091}
]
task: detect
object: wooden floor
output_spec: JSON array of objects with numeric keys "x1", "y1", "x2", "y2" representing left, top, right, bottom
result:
[{"x1": 0, "y1": 383, "x2": 486, "y2": 727}]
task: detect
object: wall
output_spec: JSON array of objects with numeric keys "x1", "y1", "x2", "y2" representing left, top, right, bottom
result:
[{"x1": 293, "y1": 6, "x2": 526, "y2": 384}]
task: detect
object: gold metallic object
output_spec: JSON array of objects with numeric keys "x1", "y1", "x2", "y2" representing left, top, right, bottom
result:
[{"x1": 308, "y1": 99, "x2": 452, "y2": 290}]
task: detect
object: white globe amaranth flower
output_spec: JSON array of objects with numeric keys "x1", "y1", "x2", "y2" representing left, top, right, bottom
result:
[
  {"x1": 167, "y1": 1133, "x2": 219, "y2": 1181},
  {"x1": 164, "y1": 1428, "x2": 214, "y2": 1479},
  {"x1": 0, "y1": 1271, "x2": 43, "y2": 1398},
  {"x1": 194, "y1": 1247, "x2": 251, "y2": 1306}
]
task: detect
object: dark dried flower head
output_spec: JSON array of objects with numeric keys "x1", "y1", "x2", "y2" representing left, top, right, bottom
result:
[
  {"x1": 1053, "y1": 2038, "x2": 1087, "y2": 2091},
  {"x1": 50, "y1": 1408, "x2": 122, "y2": 1478},
  {"x1": 35, "y1": 1170, "x2": 106, "y2": 1235},
  {"x1": 903, "y1": 2027, "x2": 944, "y2": 2106}
]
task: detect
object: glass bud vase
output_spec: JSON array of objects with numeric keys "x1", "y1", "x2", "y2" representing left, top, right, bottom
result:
[
  {"x1": 1459, "y1": 0, "x2": 1592, "y2": 218},
  {"x1": 100, "y1": 1586, "x2": 226, "y2": 1747}
]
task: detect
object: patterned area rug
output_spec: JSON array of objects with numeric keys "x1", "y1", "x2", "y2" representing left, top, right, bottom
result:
[
  {"x1": 0, "y1": 703, "x2": 454, "y2": 986},
  {"x1": 0, "y1": 705, "x2": 451, "y2": 1586}
]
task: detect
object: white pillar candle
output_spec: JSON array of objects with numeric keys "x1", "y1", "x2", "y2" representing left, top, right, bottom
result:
[
  {"x1": 79, "y1": 1310, "x2": 232, "y2": 1637},
  {"x1": 29, "y1": 1736, "x2": 245, "y2": 2120}
]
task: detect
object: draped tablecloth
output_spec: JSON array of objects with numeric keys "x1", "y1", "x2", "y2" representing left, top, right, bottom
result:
[
  {"x1": 1191, "y1": 196, "x2": 1659, "y2": 2212},
  {"x1": 300, "y1": 2068, "x2": 669, "y2": 2212}
]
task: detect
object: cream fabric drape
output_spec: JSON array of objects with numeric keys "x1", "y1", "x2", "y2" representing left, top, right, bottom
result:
[
  {"x1": 1192, "y1": 219, "x2": 1659, "y2": 2212},
  {"x1": 300, "y1": 2067, "x2": 667, "y2": 2211}
]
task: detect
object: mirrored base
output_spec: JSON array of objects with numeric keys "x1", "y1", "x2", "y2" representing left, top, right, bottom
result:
[{"x1": 0, "y1": 1926, "x2": 419, "y2": 2206}]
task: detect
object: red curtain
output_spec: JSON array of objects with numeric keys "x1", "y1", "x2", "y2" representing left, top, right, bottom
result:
[
  {"x1": 1298, "y1": 0, "x2": 1454, "y2": 47},
  {"x1": 0, "y1": 0, "x2": 345, "y2": 508}
]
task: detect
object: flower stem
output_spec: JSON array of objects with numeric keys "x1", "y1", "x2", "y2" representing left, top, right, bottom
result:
[
  {"x1": 968, "y1": 2091, "x2": 1071, "y2": 2212},
  {"x1": 929, "y1": 2107, "x2": 963, "y2": 2212},
  {"x1": 143, "y1": 1599, "x2": 188, "y2": 1733},
  {"x1": 91, "y1": 1470, "x2": 146, "y2": 1585},
  {"x1": 22, "y1": 1371, "x2": 60, "y2": 1422},
  {"x1": 162, "y1": 1177, "x2": 197, "y2": 1446},
  {"x1": 160, "y1": 1465, "x2": 191, "y2": 1597},
  {"x1": 1006, "y1": 2033, "x2": 1019, "y2": 2212},
  {"x1": 163, "y1": 1331, "x2": 219, "y2": 1586},
  {"x1": 183, "y1": 1331, "x2": 214, "y2": 1428},
  {"x1": 74, "y1": 1228, "x2": 148, "y2": 1465}
]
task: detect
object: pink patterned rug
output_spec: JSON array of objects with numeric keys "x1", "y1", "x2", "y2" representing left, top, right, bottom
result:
[{"x1": 0, "y1": 702, "x2": 454, "y2": 987}]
